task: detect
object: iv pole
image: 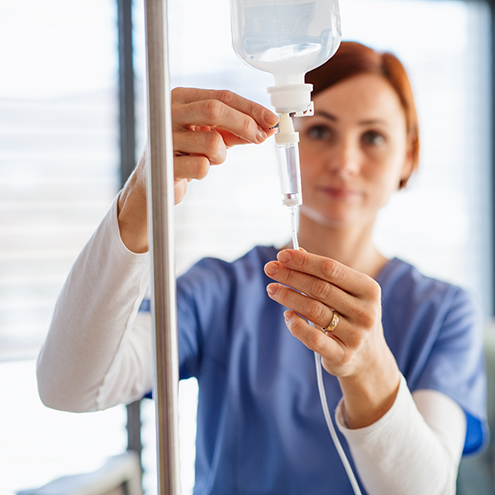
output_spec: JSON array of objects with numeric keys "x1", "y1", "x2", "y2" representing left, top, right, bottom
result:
[{"x1": 144, "y1": 1, "x2": 181, "y2": 494}]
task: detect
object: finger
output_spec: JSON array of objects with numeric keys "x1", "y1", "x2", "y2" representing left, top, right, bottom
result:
[
  {"x1": 285, "y1": 311, "x2": 357, "y2": 376},
  {"x1": 172, "y1": 87, "x2": 279, "y2": 128},
  {"x1": 283, "y1": 310, "x2": 346, "y2": 358},
  {"x1": 186, "y1": 127, "x2": 255, "y2": 148},
  {"x1": 214, "y1": 128, "x2": 256, "y2": 148},
  {"x1": 264, "y1": 261, "x2": 359, "y2": 315},
  {"x1": 174, "y1": 130, "x2": 227, "y2": 165},
  {"x1": 173, "y1": 100, "x2": 271, "y2": 145},
  {"x1": 276, "y1": 249, "x2": 379, "y2": 298},
  {"x1": 174, "y1": 154, "x2": 211, "y2": 181},
  {"x1": 174, "y1": 178, "x2": 188, "y2": 205},
  {"x1": 267, "y1": 282, "x2": 338, "y2": 328}
]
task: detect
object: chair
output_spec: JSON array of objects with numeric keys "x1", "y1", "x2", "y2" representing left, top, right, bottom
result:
[{"x1": 16, "y1": 451, "x2": 143, "y2": 495}]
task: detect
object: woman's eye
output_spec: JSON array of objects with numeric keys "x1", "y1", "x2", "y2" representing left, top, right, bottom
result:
[
  {"x1": 306, "y1": 125, "x2": 331, "y2": 141},
  {"x1": 362, "y1": 131, "x2": 385, "y2": 146}
]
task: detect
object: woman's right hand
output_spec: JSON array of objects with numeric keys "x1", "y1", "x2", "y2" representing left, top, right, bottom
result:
[{"x1": 117, "y1": 87, "x2": 279, "y2": 254}]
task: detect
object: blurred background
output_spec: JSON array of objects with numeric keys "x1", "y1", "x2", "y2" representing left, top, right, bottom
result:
[{"x1": 0, "y1": 0, "x2": 493, "y2": 493}]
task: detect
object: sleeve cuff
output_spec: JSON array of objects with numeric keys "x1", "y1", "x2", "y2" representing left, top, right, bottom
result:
[
  {"x1": 108, "y1": 193, "x2": 149, "y2": 263},
  {"x1": 335, "y1": 373, "x2": 408, "y2": 442}
]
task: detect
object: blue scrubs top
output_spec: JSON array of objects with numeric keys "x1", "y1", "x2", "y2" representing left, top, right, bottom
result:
[{"x1": 143, "y1": 246, "x2": 487, "y2": 495}]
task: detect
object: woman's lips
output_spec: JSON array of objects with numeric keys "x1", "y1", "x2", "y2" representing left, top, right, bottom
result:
[{"x1": 319, "y1": 186, "x2": 360, "y2": 200}]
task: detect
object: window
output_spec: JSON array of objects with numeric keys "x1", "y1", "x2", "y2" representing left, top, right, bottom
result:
[{"x1": 0, "y1": 2, "x2": 126, "y2": 493}]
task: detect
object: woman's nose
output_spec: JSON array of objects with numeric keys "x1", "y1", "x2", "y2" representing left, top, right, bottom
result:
[{"x1": 326, "y1": 140, "x2": 360, "y2": 177}]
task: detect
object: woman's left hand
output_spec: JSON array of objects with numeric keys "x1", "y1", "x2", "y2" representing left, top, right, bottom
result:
[{"x1": 264, "y1": 248, "x2": 401, "y2": 428}]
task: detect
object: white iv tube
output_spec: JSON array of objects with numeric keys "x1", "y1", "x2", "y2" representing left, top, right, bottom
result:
[
  {"x1": 289, "y1": 205, "x2": 299, "y2": 250},
  {"x1": 288, "y1": 216, "x2": 363, "y2": 495},
  {"x1": 313, "y1": 349, "x2": 363, "y2": 495}
]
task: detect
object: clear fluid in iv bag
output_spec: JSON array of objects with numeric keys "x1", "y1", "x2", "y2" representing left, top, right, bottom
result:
[
  {"x1": 250, "y1": 43, "x2": 323, "y2": 75},
  {"x1": 231, "y1": 0, "x2": 341, "y2": 82}
]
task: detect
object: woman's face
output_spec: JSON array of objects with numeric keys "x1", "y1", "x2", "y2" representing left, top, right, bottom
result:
[{"x1": 296, "y1": 73, "x2": 413, "y2": 229}]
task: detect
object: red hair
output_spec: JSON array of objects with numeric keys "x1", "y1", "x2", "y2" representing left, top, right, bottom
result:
[{"x1": 306, "y1": 41, "x2": 419, "y2": 188}]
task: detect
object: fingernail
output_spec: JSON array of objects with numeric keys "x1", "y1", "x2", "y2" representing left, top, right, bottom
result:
[
  {"x1": 267, "y1": 284, "x2": 279, "y2": 296},
  {"x1": 264, "y1": 262, "x2": 279, "y2": 276},
  {"x1": 277, "y1": 250, "x2": 291, "y2": 263},
  {"x1": 299, "y1": 247, "x2": 306, "y2": 252},
  {"x1": 256, "y1": 127, "x2": 267, "y2": 143},
  {"x1": 284, "y1": 311, "x2": 293, "y2": 325},
  {"x1": 264, "y1": 110, "x2": 279, "y2": 126}
]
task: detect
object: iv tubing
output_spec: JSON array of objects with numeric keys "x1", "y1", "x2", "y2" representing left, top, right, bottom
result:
[
  {"x1": 290, "y1": 205, "x2": 299, "y2": 250},
  {"x1": 313, "y1": 348, "x2": 363, "y2": 495},
  {"x1": 288, "y1": 209, "x2": 362, "y2": 495}
]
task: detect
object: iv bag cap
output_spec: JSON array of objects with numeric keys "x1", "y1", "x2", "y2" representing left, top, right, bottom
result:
[{"x1": 268, "y1": 83, "x2": 313, "y2": 114}]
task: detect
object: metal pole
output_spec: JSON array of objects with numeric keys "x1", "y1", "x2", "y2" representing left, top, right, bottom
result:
[
  {"x1": 126, "y1": 400, "x2": 143, "y2": 463},
  {"x1": 143, "y1": 1, "x2": 181, "y2": 494},
  {"x1": 117, "y1": 0, "x2": 136, "y2": 188}
]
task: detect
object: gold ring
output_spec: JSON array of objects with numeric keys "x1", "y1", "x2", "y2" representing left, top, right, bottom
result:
[{"x1": 324, "y1": 310, "x2": 340, "y2": 333}]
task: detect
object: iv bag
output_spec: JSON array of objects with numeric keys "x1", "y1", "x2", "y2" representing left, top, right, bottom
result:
[{"x1": 230, "y1": 0, "x2": 341, "y2": 87}]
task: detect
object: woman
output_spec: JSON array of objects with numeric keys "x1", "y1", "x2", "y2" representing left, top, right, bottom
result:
[{"x1": 37, "y1": 42, "x2": 486, "y2": 494}]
